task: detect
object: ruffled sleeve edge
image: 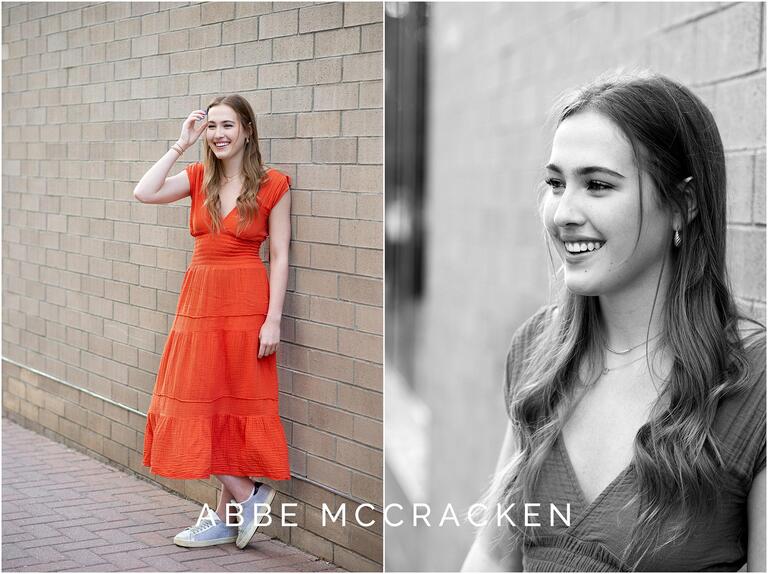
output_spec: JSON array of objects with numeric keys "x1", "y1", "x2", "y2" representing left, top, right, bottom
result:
[
  {"x1": 267, "y1": 170, "x2": 291, "y2": 212},
  {"x1": 747, "y1": 340, "x2": 766, "y2": 481},
  {"x1": 503, "y1": 304, "x2": 558, "y2": 420},
  {"x1": 739, "y1": 332, "x2": 766, "y2": 483},
  {"x1": 185, "y1": 161, "x2": 202, "y2": 201}
]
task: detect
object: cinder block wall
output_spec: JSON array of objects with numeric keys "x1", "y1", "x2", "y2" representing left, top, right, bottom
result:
[
  {"x1": 414, "y1": 3, "x2": 765, "y2": 569},
  {"x1": 2, "y1": 2, "x2": 383, "y2": 569}
]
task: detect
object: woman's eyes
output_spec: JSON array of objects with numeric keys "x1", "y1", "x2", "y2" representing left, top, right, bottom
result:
[
  {"x1": 586, "y1": 180, "x2": 613, "y2": 191},
  {"x1": 544, "y1": 178, "x2": 613, "y2": 192},
  {"x1": 545, "y1": 177, "x2": 564, "y2": 190}
]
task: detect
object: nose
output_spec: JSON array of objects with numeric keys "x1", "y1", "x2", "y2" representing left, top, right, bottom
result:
[{"x1": 552, "y1": 187, "x2": 586, "y2": 228}]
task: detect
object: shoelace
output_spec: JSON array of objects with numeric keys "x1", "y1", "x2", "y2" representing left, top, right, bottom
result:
[{"x1": 187, "y1": 519, "x2": 215, "y2": 535}]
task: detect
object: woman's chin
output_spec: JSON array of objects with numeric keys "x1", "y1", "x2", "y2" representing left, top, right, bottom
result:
[{"x1": 563, "y1": 276, "x2": 603, "y2": 297}]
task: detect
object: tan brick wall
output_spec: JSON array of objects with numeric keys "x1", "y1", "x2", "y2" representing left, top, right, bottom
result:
[
  {"x1": 2, "y1": 2, "x2": 382, "y2": 569},
  {"x1": 403, "y1": 3, "x2": 765, "y2": 569}
]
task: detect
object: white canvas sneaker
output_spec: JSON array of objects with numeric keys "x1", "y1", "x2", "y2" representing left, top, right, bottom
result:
[
  {"x1": 174, "y1": 510, "x2": 238, "y2": 547},
  {"x1": 235, "y1": 482, "x2": 276, "y2": 549}
]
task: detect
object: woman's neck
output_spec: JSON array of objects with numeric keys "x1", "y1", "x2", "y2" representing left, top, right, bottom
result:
[
  {"x1": 597, "y1": 263, "x2": 671, "y2": 351},
  {"x1": 219, "y1": 155, "x2": 243, "y2": 179}
]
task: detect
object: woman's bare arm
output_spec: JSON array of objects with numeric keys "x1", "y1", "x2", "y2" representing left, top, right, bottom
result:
[
  {"x1": 258, "y1": 190, "x2": 291, "y2": 359},
  {"x1": 133, "y1": 149, "x2": 191, "y2": 204},
  {"x1": 747, "y1": 467, "x2": 766, "y2": 571},
  {"x1": 133, "y1": 110, "x2": 206, "y2": 203},
  {"x1": 461, "y1": 419, "x2": 524, "y2": 571}
]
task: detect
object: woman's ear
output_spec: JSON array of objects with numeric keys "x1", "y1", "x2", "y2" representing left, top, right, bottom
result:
[{"x1": 679, "y1": 176, "x2": 698, "y2": 224}]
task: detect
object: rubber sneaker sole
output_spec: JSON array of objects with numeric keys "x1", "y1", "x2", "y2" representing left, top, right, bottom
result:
[
  {"x1": 174, "y1": 532, "x2": 237, "y2": 548},
  {"x1": 235, "y1": 486, "x2": 276, "y2": 549}
]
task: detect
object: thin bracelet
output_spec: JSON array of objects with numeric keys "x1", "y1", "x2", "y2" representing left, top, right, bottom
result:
[{"x1": 171, "y1": 143, "x2": 185, "y2": 155}]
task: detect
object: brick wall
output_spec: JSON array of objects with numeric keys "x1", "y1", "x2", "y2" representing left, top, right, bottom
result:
[
  {"x1": 2, "y1": 2, "x2": 382, "y2": 569},
  {"x1": 408, "y1": 3, "x2": 765, "y2": 569}
]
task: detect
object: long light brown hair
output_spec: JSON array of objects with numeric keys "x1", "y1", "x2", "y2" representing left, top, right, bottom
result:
[
  {"x1": 472, "y1": 71, "x2": 765, "y2": 569},
  {"x1": 201, "y1": 94, "x2": 268, "y2": 236}
]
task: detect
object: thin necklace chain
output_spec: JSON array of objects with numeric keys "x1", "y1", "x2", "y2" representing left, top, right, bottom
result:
[
  {"x1": 601, "y1": 352, "x2": 649, "y2": 376},
  {"x1": 605, "y1": 332, "x2": 662, "y2": 355}
]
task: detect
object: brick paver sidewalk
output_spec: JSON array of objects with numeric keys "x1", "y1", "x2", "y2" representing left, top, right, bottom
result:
[{"x1": 2, "y1": 417, "x2": 343, "y2": 572}]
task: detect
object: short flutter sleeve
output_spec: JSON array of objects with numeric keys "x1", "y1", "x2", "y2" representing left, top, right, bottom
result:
[
  {"x1": 185, "y1": 162, "x2": 203, "y2": 201},
  {"x1": 748, "y1": 338, "x2": 766, "y2": 478},
  {"x1": 736, "y1": 335, "x2": 766, "y2": 484},
  {"x1": 712, "y1": 332, "x2": 766, "y2": 488},
  {"x1": 751, "y1": 405, "x2": 766, "y2": 480},
  {"x1": 503, "y1": 305, "x2": 557, "y2": 420},
  {"x1": 262, "y1": 169, "x2": 291, "y2": 214}
]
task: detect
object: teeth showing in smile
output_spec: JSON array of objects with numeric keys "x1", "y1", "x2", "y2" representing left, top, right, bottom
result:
[
  {"x1": 564, "y1": 241, "x2": 605, "y2": 253},
  {"x1": 215, "y1": 142, "x2": 229, "y2": 148}
]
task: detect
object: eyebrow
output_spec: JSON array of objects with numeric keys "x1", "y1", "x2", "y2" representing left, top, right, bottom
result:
[
  {"x1": 207, "y1": 119, "x2": 235, "y2": 124},
  {"x1": 545, "y1": 163, "x2": 626, "y2": 179}
]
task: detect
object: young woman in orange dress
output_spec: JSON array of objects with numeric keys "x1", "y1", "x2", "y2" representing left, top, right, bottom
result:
[{"x1": 134, "y1": 94, "x2": 291, "y2": 549}]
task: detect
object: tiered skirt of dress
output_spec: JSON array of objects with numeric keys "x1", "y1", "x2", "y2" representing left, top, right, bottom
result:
[{"x1": 142, "y1": 163, "x2": 291, "y2": 480}]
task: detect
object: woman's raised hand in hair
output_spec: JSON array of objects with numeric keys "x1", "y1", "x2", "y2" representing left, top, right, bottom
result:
[{"x1": 177, "y1": 110, "x2": 207, "y2": 152}]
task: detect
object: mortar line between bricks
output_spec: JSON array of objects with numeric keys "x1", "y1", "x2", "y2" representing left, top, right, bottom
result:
[
  {"x1": 724, "y1": 146, "x2": 768, "y2": 155},
  {"x1": 659, "y1": 3, "x2": 736, "y2": 33},
  {"x1": 691, "y1": 68, "x2": 766, "y2": 90},
  {"x1": 2, "y1": 357, "x2": 147, "y2": 418},
  {"x1": 759, "y1": 1, "x2": 765, "y2": 70},
  {"x1": 3, "y1": 560, "x2": 82, "y2": 571},
  {"x1": 728, "y1": 222, "x2": 767, "y2": 230}
]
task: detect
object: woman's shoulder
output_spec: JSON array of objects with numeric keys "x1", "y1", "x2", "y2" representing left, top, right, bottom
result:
[
  {"x1": 186, "y1": 161, "x2": 204, "y2": 177},
  {"x1": 263, "y1": 167, "x2": 291, "y2": 188},
  {"x1": 506, "y1": 304, "x2": 558, "y2": 358},
  {"x1": 260, "y1": 167, "x2": 292, "y2": 212},
  {"x1": 738, "y1": 317, "x2": 766, "y2": 357},
  {"x1": 726, "y1": 318, "x2": 766, "y2": 404},
  {"x1": 716, "y1": 321, "x2": 766, "y2": 484},
  {"x1": 185, "y1": 162, "x2": 204, "y2": 195},
  {"x1": 503, "y1": 304, "x2": 558, "y2": 412}
]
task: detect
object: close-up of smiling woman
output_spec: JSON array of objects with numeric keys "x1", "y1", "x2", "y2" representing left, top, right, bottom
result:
[
  {"x1": 461, "y1": 72, "x2": 766, "y2": 571},
  {"x1": 133, "y1": 93, "x2": 292, "y2": 549}
]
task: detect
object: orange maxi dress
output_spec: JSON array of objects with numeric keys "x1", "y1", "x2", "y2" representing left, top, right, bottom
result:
[{"x1": 142, "y1": 161, "x2": 291, "y2": 480}]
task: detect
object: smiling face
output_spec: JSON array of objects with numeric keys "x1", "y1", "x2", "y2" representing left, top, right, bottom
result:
[
  {"x1": 541, "y1": 110, "x2": 675, "y2": 298},
  {"x1": 206, "y1": 104, "x2": 249, "y2": 159}
]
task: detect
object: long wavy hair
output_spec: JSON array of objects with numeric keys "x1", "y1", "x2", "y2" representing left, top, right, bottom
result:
[
  {"x1": 472, "y1": 71, "x2": 764, "y2": 570},
  {"x1": 201, "y1": 94, "x2": 268, "y2": 236}
]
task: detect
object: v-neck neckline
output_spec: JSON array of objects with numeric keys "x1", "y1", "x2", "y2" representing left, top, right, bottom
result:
[
  {"x1": 556, "y1": 432, "x2": 632, "y2": 526},
  {"x1": 218, "y1": 179, "x2": 243, "y2": 222},
  {"x1": 219, "y1": 205, "x2": 236, "y2": 221}
]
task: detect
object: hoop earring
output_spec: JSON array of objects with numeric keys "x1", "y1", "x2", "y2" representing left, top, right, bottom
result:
[{"x1": 673, "y1": 229, "x2": 681, "y2": 247}]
